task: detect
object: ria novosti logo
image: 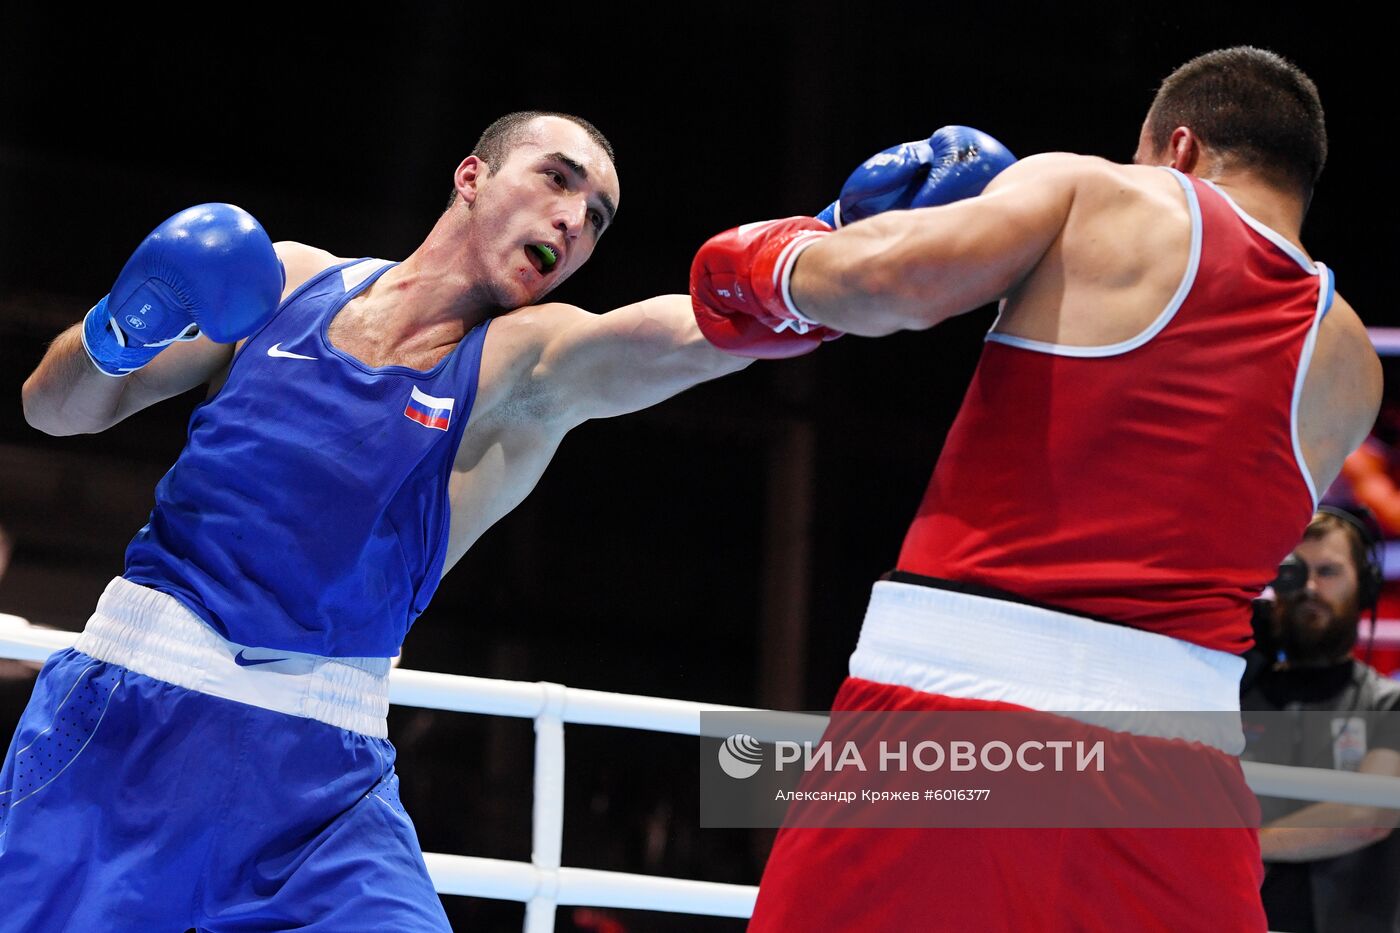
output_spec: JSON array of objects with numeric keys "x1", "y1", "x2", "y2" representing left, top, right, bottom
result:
[{"x1": 718, "y1": 733, "x2": 764, "y2": 779}]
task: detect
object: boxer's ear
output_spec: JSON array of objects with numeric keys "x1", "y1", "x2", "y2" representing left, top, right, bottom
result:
[
  {"x1": 453, "y1": 155, "x2": 486, "y2": 206},
  {"x1": 1165, "y1": 126, "x2": 1202, "y2": 175}
]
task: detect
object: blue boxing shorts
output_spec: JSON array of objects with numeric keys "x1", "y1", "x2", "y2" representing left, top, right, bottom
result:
[{"x1": 0, "y1": 578, "x2": 450, "y2": 932}]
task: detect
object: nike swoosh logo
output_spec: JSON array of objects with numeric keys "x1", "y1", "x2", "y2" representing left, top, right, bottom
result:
[
  {"x1": 234, "y1": 650, "x2": 289, "y2": 667},
  {"x1": 267, "y1": 343, "x2": 318, "y2": 360}
]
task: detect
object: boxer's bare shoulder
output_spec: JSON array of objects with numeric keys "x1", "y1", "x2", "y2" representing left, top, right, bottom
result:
[
  {"x1": 442, "y1": 294, "x2": 748, "y2": 570},
  {"x1": 1299, "y1": 292, "x2": 1383, "y2": 491},
  {"x1": 273, "y1": 241, "x2": 345, "y2": 299}
]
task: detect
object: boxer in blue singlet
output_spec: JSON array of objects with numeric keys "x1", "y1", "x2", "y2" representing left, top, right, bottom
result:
[
  {"x1": 2, "y1": 106, "x2": 1013, "y2": 929},
  {"x1": 1, "y1": 111, "x2": 746, "y2": 932}
]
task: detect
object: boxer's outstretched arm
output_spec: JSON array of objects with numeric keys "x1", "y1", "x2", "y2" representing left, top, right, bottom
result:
[
  {"x1": 789, "y1": 154, "x2": 1082, "y2": 336},
  {"x1": 534, "y1": 294, "x2": 752, "y2": 425}
]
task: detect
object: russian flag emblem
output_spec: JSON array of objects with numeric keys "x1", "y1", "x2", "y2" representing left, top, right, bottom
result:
[{"x1": 404, "y1": 385, "x2": 454, "y2": 431}]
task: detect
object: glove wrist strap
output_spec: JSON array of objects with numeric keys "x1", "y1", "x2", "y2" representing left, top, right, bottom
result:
[
  {"x1": 775, "y1": 231, "x2": 828, "y2": 333},
  {"x1": 81, "y1": 295, "x2": 158, "y2": 377}
]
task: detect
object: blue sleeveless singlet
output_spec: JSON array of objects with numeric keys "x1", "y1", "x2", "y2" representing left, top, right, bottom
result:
[{"x1": 125, "y1": 258, "x2": 489, "y2": 657}]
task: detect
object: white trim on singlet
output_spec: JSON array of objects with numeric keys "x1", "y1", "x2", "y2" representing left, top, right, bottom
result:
[
  {"x1": 1198, "y1": 178, "x2": 1318, "y2": 274},
  {"x1": 340, "y1": 258, "x2": 395, "y2": 292},
  {"x1": 984, "y1": 167, "x2": 1203, "y2": 358},
  {"x1": 1290, "y1": 262, "x2": 1331, "y2": 509}
]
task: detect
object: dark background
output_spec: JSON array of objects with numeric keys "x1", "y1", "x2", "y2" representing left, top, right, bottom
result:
[{"x1": 0, "y1": 4, "x2": 1388, "y2": 930}]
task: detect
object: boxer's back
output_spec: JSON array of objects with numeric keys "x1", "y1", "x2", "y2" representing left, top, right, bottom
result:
[
  {"x1": 993, "y1": 158, "x2": 1372, "y2": 491},
  {"x1": 995, "y1": 160, "x2": 1196, "y2": 349},
  {"x1": 898, "y1": 158, "x2": 1378, "y2": 651}
]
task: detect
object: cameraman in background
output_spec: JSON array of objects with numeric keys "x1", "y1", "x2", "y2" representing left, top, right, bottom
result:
[{"x1": 1242, "y1": 507, "x2": 1400, "y2": 932}]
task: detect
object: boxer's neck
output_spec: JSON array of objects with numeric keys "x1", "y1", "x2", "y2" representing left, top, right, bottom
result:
[
  {"x1": 1206, "y1": 168, "x2": 1309, "y2": 248},
  {"x1": 1160, "y1": 137, "x2": 1310, "y2": 248},
  {"x1": 328, "y1": 259, "x2": 476, "y2": 371}
]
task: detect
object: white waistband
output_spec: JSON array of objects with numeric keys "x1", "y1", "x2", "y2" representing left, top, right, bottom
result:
[
  {"x1": 74, "y1": 577, "x2": 390, "y2": 738},
  {"x1": 849, "y1": 581, "x2": 1245, "y2": 752}
]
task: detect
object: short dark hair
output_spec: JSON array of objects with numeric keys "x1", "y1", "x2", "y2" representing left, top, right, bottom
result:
[
  {"x1": 1145, "y1": 47, "x2": 1326, "y2": 196},
  {"x1": 445, "y1": 111, "x2": 616, "y2": 211}
]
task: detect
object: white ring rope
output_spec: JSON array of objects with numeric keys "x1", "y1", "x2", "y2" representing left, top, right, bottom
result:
[{"x1": 4, "y1": 612, "x2": 1400, "y2": 930}]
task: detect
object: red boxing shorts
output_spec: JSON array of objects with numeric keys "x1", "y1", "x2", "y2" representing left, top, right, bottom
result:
[{"x1": 749, "y1": 582, "x2": 1266, "y2": 932}]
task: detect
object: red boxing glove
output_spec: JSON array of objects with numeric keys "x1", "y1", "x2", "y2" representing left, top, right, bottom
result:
[{"x1": 690, "y1": 217, "x2": 843, "y2": 359}]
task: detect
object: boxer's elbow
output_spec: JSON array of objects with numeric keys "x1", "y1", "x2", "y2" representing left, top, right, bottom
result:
[
  {"x1": 22, "y1": 375, "x2": 109, "y2": 436},
  {"x1": 22, "y1": 324, "x2": 126, "y2": 435},
  {"x1": 23, "y1": 399, "x2": 86, "y2": 436},
  {"x1": 21, "y1": 377, "x2": 66, "y2": 435}
]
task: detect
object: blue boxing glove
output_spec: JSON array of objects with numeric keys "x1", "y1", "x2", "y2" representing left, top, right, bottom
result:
[
  {"x1": 82, "y1": 203, "x2": 283, "y2": 376},
  {"x1": 816, "y1": 126, "x2": 1016, "y2": 227}
]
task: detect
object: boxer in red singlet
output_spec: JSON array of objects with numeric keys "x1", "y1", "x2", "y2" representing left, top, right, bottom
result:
[{"x1": 691, "y1": 47, "x2": 1382, "y2": 931}]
